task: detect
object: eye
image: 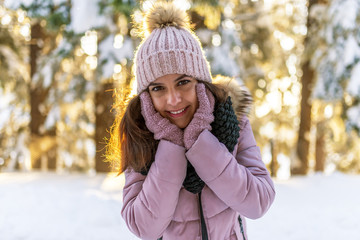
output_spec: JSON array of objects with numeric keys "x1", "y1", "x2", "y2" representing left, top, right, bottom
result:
[
  {"x1": 150, "y1": 86, "x2": 164, "y2": 92},
  {"x1": 178, "y1": 79, "x2": 191, "y2": 86}
]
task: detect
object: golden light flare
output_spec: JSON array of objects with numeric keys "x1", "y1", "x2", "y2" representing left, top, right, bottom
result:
[
  {"x1": 132, "y1": 10, "x2": 143, "y2": 25},
  {"x1": 19, "y1": 23, "x2": 30, "y2": 38},
  {"x1": 81, "y1": 31, "x2": 97, "y2": 56},
  {"x1": 291, "y1": 83, "x2": 301, "y2": 96},
  {"x1": 193, "y1": 4, "x2": 221, "y2": 30},
  {"x1": 268, "y1": 71, "x2": 276, "y2": 79},
  {"x1": 279, "y1": 77, "x2": 292, "y2": 92},
  {"x1": 85, "y1": 56, "x2": 98, "y2": 70},
  {"x1": 283, "y1": 90, "x2": 298, "y2": 106},
  {"x1": 255, "y1": 89, "x2": 264, "y2": 98},
  {"x1": 224, "y1": 19, "x2": 235, "y2": 29},
  {"x1": 280, "y1": 36, "x2": 295, "y2": 51},
  {"x1": 224, "y1": 4, "x2": 234, "y2": 17},
  {"x1": 260, "y1": 121, "x2": 276, "y2": 139},
  {"x1": 113, "y1": 34, "x2": 124, "y2": 49},
  {"x1": 140, "y1": 0, "x2": 191, "y2": 16},
  {"x1": 285, "y1": 3, "x2": 294, "y2": 16},
  {"x1": 75, "y1": 47, "x2": 84, "y2": 57},
  {"x1": 61, "y1": 58, "x2": 73, "y2": 73},
  {"x1": 274, "y1": 30, "x2": 295, "y2": 51},
  {"x1": 250, "y1": 44, "x2": 259, "y2": 55},
  {"x1": 1, "y1": 14, "x2": 11, "y2": 25},
  {"x1": 16, "y1": 9, "x2": 26, "y2": 23},
  {"x1": 263, "y1": 0, "x2": 275, "y2": 9},
  {"x1": 142, "y1": 0, "x2": 155, "y2": 12},
  {"x1": 173, "y1": 0, "x2": 191, "y2": 11},
  {"x1": 233, "y1": 46, "x2": 241, "y2": 55},
  {"x1": 258, "y1": 79, "x2": 266, "y2": 88},
  {"x1": 129, "y1": 78, "x2": 138, "y2": 98},
  {"x1": 212, "y1": 34, "x2": 221, "y2": 47},
  {"x1": 344, "y1": 93, "x2": 353, "y2": 106},
  {"x1": 324, "y1": 104, "x2": 334, "y2": 119},
  {"x1": 255, "y1": 102, "x2": 271, "y2": 118},
  {"x1": 113, "y1": 64, "x2": 122, "y2": 74}
]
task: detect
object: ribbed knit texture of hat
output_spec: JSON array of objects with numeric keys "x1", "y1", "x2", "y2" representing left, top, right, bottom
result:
[{"x1": 135, "y1": 26, "x2": 212, "y2": 93}]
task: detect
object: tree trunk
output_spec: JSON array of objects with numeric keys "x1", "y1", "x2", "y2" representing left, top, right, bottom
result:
[
  {"x1": 29, "y1": 23, "x2": 57, "y2": 170},
  {"x1": 293, "y1": 61, "x2": 314, "y2": 175},
  {"x1": 315, "y1": 120, "x2": 326, "y2": 172},
  {"x1": 292, "y1": 0, "x2": 320, "y2": 175},
  {"x1": 270, "y1": 139, "x2": 279, "y2": 178},
  {"x1": 95, "y1": 82, "x2": 115, "y2": 172}
]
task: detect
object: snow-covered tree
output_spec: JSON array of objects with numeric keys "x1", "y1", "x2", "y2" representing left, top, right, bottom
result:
[
  {"x1": 4, "y1": 0, "x2": 73, "y2": 170},
  {"x1": 311, "y1": 0, "x2": 360, "y2": 131},
  {"x1": 226, "y1": 0, "x2": 307, "y2": 177},
  {"x1": 0, "y1": 0, "x2": 150, "y2": 173},
  {"x1": 0, "y1": 5, "x2": 31, "y2": 171},
  {"x1": 310, "y1": 0, "x2": 360, "y2": 172}
]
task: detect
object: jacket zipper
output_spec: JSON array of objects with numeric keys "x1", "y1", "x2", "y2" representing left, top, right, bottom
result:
[
  {"x1": 198, "y1": 192, "x2": 209, "y2": 240},
  {"x1": 158, "y1": 193, "x2": 208, "y2": 240},
  {"x1": 238, "y1": 215, "x2": 246, "y2": 240},
  {"x1": 159, "y1": 196, "x2": 242, "y2": 240}
]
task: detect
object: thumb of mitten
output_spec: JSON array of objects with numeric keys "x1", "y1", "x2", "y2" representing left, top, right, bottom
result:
[
  {"x1": 196, "y1": 83, "x2": 215, "y2": 115},
  {"x1": 140, "y1": 91, "x2": 160, "y2": 134},
  {"x1": 184, "y1": 84, "x2": 215, "y2": 149}
]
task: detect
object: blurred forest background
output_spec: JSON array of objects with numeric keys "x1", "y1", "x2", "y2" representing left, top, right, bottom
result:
[{"x1": 1, "y1": 0, "x2": 359, "y2": 178}]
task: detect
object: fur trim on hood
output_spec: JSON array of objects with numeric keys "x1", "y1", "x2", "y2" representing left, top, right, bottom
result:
[{"x1": 212, "y1": 75, "x2": 253, "y2": 121}]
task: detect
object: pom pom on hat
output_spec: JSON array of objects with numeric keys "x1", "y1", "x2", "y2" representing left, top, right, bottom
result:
[
  {"x1": 134, "y1": 1, "x2": 212, "y2": 93},
  {"x1": 142, "y1": 2, "x2": 191, "y2": 37}
]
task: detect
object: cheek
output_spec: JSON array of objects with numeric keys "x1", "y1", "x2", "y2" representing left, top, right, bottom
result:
[
  {"x1": 195, "y1": 92, "x2": 199, "y2": 108},
  {"x1": 151, "y1": 96, "x2": 166, "y2": 115},
  {"x1": 189, "y1": 88, "x2": 199, "y2": 109}
]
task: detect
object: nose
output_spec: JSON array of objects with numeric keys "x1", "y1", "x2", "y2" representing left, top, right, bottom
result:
[{"x1": 167, "y1": 89, "x2": 181, "y2": 106}]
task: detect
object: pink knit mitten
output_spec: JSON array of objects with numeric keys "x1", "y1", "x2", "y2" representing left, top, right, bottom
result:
[
  {"x1": 184, "y1": 83, "x2": 215, "y2": 150},
  {"x1": 140, "y1": 91, "x2": 184, "y2": 147}
]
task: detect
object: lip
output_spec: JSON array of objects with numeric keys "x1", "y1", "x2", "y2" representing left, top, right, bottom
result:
[{"x1": 166, "y1": 106, "x2": 189, "y2": 118}]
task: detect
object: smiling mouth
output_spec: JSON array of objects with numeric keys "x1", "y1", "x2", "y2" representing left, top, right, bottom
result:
[
  {"x1": 167, "y1": 106, "x2": 189, "y2": 118},
  {"x1": 170, "y1": 108, "x2": 186, "y2": 114}
]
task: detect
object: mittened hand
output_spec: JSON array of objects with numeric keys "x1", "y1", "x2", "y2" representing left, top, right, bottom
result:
[
  {"x1": 184, "y1": 83, "x2": 215, "y2": 150},
  {"x1": 140, "y1": 91, "x2": 184, "y2": 147}
]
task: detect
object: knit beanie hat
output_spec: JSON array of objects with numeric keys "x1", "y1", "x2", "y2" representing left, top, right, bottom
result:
[{"x1": 134, "y1": 1, "x2": 212, "y2": 93}]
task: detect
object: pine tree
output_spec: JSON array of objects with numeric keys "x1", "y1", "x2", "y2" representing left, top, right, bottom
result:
[
  {"x1": 229, "y1": 0, "x2": 307, "y2": 177},
  {"x1": 17, "y1": 0, "x2": 71, "y2": 170},
  {"x1": 291, "y1": 0, "x2": 325, "y2": 175},
  {"x1": 94, "y1": 0, "x2": 138, "y2": 172},
  {"x1": 310, "y1": 0, "x2": 360, "y2": 172},
  {"x1": 3, "y1": 0, "x2": 141, "y2": 173},
  {"x1": 0, "y1": 6, "x2": 30, "y2": 171}
]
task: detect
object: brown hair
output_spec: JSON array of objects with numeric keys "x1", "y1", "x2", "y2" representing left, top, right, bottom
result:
[{"x1": 105, "y1": 81, "x2": 229, "y2": 175}]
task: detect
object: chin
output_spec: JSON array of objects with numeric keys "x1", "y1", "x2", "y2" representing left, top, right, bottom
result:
[
  {"x1": 174, "y1": 123, "x2": 186, "y2": 129},
  {"x1": 173, "y1": 120, "x2": 190, "y2": 129}
]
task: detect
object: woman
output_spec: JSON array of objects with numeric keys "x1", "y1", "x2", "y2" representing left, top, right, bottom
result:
[{"x1": 107, "y1": 2, "x2": 275, "y2": 239}]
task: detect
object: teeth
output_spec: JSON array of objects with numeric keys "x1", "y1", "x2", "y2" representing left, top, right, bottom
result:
[{"x1": 170, "y1": 108, "x2": 186, "y2": 114}]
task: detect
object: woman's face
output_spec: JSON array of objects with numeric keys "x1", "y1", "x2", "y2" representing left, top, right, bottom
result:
[{"x1": 148, "y1": 74, "x2": 199, "y2": 129}]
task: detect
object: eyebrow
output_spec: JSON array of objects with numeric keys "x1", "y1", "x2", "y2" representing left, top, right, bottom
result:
[
  {"x1": 174, "y1": 74, "x2": 188, "y2": 81},
  {"x1": 149, "y1": 82, "x2": 162, "y2": 87},
  {"x1": 148, "y1": 74, "x2": 189, "y2": 87}
]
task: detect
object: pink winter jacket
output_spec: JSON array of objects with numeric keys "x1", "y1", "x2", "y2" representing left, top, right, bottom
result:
[{"x1": 121, "y1": 117, "x2": 275, "y2": 240}]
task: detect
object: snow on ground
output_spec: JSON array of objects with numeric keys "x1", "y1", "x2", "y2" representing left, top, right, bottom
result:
[
  {"x1": 247, "y1": 172, "x2": 360, "y2": 240},
  {"x1": 0, "y1": 171, "x2": 360, "y2": 240}
]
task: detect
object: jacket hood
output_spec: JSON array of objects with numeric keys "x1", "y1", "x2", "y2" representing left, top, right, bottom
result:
[{"x1": 212, "y1": 75, "x2": 253, "y2": 120}]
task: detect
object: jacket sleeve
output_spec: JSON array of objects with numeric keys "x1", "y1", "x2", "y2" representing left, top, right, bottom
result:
[
  {"x1": 121, "y1": 140, "x2": 187, "y2": 239},
  {"x1": 185, "y1": 117, "x2": 275, "y2": 219}
]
